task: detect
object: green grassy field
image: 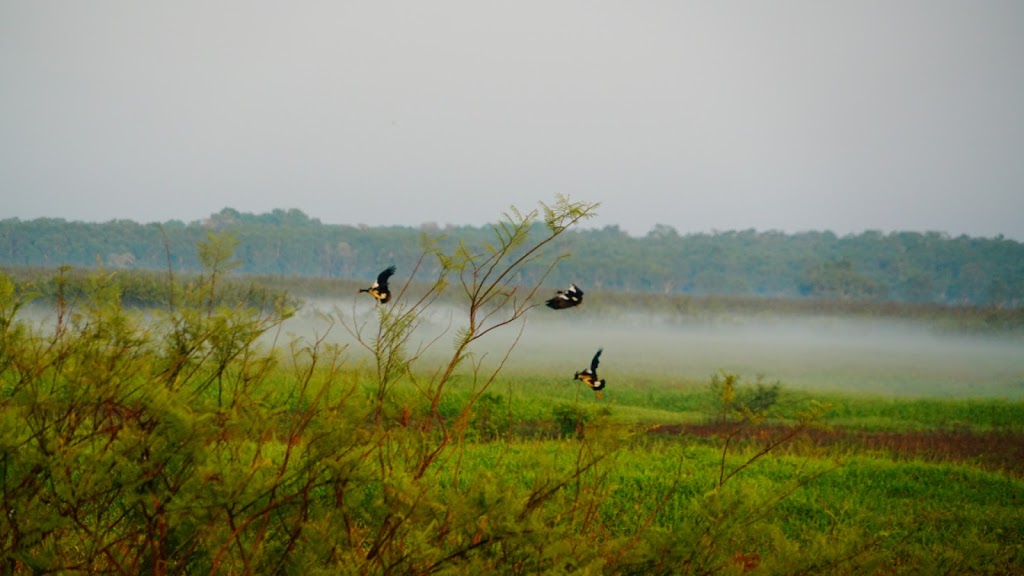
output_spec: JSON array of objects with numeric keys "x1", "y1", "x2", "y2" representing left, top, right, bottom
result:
[{"x1": 3, "y1": 232, "x2": 1023, "y2": 574}]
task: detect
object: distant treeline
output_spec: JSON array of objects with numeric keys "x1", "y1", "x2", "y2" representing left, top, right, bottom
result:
[{"x1": 2, "y1": 207, "x2": 1022, "y2": 306}]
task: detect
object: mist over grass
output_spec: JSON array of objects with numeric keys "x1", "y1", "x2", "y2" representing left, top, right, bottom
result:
[
  {"x1": 17, "y1": 288, "x2": 1022, "y2": 400},
  {"x1": 283, "y1": 295, "x2": 1024, "y2": 400}
]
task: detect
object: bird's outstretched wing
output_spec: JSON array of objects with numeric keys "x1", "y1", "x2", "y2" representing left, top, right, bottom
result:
[
  {"x1": 590, "y1": 348, "x2": 602, "y2": 372},
  {"x1": 377, "y1": 265, "x2": 396, "y2": 287}
]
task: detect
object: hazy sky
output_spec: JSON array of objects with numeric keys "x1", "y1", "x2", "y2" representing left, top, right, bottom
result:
[{"x1": 3, "y1": 1, "x2": 1023, "y2": 239}]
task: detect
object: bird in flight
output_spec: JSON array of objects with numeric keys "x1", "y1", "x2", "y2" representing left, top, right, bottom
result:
[
  {"x1": 574, "y1": 348, "x2": 606, "y2": 398},
  {"x1": 359, "y1": 265, "x2": 397, "y2": 304},
  {"x1": 546, "y1": 283, "x2": 583, "y2": 309}
]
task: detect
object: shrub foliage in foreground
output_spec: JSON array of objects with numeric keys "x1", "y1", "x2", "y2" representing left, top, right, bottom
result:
[{"x1": 5, "y1": 198, "x2": 1016, "y2": 574}]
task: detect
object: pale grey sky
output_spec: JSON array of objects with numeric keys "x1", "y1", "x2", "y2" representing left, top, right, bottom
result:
[{"x1": 3, "y1": 1, "x2": 1023, "y2": 239}]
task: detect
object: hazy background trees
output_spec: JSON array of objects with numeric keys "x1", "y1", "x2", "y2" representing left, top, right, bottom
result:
[{"x1": 2, "y1": 208, "x2": 1022, "y2": 306}]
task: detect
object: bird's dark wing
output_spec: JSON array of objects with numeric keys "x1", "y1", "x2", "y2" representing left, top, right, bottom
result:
[
  {"x1": 590, "y1": 348, "x2": 602, "y2": 372},
  {"x1": 569, "y1": 284, "x2": 583, "y2": 298},
  {"x1": 546, "y1": 295, "x2": 575, "y2": 309},
  {"x1": 377, "y1": 265, "x2": 397, "y2": 287}
]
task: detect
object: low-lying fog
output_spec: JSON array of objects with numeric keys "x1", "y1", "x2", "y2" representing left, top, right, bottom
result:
[
  {"x1": 284, "y1": 298, "x2": 1024, "y2": 399},
  {"x1": 15, "y1": 297, "x2": 1022, "y2": 399}
]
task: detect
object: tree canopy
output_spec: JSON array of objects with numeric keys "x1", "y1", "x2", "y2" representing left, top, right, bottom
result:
[{"x1": 2, "y1": 208, "x2": 1021, "y2": 306}]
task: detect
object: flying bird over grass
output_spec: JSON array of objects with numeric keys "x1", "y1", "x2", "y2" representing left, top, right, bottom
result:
[
  {"x1": 546, "y1": 283, "x2": 583, "y2": 309},
  {"x1": 359, "y1": 265, "x2": 396, "y2": 304},
  {"x1": 574, "y1": 348, "x2": 606, "y2": 398}
]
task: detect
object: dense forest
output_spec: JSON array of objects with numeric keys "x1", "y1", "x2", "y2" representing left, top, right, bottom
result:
[{"x1": 2, "y1": 207, "x2": 1022, "y2": 306}]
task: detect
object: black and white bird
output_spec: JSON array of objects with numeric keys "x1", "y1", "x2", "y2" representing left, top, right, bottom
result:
[
  {"x1": 574, "y1": 348, "x2": 606, "y2": 398},
  {"x1": 546, "y1": 283, "x2": 584, "y2": 310},
  {"x1": 359, "y1": 265, "x2": 396, "y2": 304}
]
